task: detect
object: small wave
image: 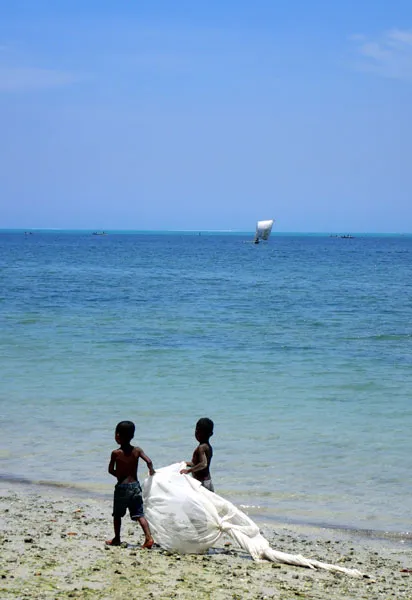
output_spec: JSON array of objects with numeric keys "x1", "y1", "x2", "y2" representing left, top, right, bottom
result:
[
  {"x1": 0, "y1": 473, "x2": 111, "y2": 499},
  {"x1": 261, "y1": 512, "x2": 412, "y2": 546}
]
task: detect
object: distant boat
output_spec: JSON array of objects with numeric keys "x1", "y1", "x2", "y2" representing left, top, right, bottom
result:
[
  {"x1": 253, "y1": 219, "x2": 274, "y2": 244},
  {"x1": 92, "y1": 231, "x2": 107, "y2": 236}
]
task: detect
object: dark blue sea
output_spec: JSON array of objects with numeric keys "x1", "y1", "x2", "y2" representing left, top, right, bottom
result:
[{"x1": 1, "y1": 230, "x2": 411, "y2": 542}]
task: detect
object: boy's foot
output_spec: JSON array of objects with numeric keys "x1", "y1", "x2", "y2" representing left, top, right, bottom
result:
[
  {"x1": 105, "y1": 538, "x2": 121, "y2": 546},
  {"x1": 141, "y1": 539, "x2": 154, "y2": 549}
]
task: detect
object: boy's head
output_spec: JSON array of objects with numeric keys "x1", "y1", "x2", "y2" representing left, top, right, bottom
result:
[
  {"x1": 115, "y1": 420, "x2": 135, "y2": 444},
  {"x1": 195, "y1": 417, "x2": 214, "y2": 442}
]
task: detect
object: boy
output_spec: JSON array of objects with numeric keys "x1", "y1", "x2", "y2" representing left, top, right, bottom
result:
[
  {"x1": 106, "y1": 420, "x2": 155, "y2": 548},
  {"x1": 180, "y1": 418, "x2": 214, "y2": 492}
]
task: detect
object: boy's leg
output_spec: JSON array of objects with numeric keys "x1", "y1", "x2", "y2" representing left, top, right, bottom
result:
[
  {"x1": 137, "y1": 516, "x2": 154, "y2": 548},
  {"x1": 106, "y1": 516, "x2": 122, "y2": 545},
  {"x1": 114, "y1": 516, "x2": 122, "y2": 542},
  {"x1": 129, "y1": 483, "x2": 154, "y2": 548}
]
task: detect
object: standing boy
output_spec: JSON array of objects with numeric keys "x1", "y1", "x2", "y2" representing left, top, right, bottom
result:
[
  {"x1": 180, "y1": 418, "x2": 214, "y2": 492},
  {"x1": 106, "y1": 420, "x2": 155, "y2": 548}
]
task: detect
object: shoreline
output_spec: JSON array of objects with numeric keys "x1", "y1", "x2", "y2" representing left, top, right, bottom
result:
[
  {"x1": 2, "y1": 476, "x2": 411, "y2": 551},
  {"x1": 1, "y1": 482, "x2": 412, "y2": 599}
]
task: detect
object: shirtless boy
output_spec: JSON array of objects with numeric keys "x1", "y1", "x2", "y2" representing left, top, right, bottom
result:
[
  {"x1": 106, "y1": 420, "x2": 155, "y2": 548},
  {"x1": 180, "y1": 418, "x2": 214, "y2": 492}
]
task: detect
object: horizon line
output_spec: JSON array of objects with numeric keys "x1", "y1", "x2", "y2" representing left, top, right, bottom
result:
[{"x1": 0, "y1": 228, "x2": 411, "y2": 236}]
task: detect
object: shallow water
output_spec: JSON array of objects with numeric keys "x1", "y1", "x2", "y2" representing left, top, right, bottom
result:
[{"x1": 1, "y1": 231, "x2": 411, "y2": 539}]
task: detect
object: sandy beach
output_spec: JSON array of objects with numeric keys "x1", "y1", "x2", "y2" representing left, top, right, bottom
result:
[{"x1": 1, "y1": 483, "x2": 412, "y2": 600}]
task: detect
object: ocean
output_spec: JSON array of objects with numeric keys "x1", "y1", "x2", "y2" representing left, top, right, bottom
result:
[{"x1": 1, "y1": 230, "x2": 411, "y2": 543}]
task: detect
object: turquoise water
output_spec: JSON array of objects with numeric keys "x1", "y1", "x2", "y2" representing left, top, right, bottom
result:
[{"x1": 1, "y1": 231, "x2": 411, "y2": 540}]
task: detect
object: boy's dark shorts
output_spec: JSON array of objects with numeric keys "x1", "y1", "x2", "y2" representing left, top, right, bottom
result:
[
  {"x1": 112, "y1": 482, "x2": 144, "y2": 520},
  {"x1": 201, "y1": 479, "x2": 215, "y2": 493}
]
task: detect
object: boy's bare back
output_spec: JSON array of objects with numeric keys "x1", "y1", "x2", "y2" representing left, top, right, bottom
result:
[{"x1": 109, "y1": 445, "x2": 152, "y2": 484}]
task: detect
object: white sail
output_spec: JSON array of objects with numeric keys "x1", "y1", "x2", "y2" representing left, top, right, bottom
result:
[{"x1": 254, "y1": 219, "x2": 274, "y2": 242}]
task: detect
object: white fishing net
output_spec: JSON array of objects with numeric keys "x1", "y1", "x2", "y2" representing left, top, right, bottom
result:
[{"x1": 143, "y1": 463, "x2": 365, "y2": 577}]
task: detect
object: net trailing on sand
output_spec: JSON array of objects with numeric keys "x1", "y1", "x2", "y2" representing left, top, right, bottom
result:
[{"x1": 143, "y1": 463, "x2": 365, "y2": 578}]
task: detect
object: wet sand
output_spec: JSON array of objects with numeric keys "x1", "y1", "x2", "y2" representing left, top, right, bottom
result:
[{"x1": 1, "y1": 483, "x2": 412, "y2": 599}]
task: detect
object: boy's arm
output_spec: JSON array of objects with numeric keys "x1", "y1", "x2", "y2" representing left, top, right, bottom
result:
[
  {"x1": 108, "y1": 451, "x2": 117, "y2": 478},
  {"x1": 180, "y1": 445, "x2": 207, "y2": 475},
  {"x1": 138, "y1": 448, "x2": 155, "y2": 476}
]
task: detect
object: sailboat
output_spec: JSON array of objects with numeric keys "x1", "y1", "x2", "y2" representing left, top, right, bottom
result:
[{"x1": 253, "y1": 219, "x2": 274, "y2": 244}]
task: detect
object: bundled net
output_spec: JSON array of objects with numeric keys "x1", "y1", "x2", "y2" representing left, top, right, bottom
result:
[{"x1": 143, "y1": 463, "x2": 365, "y2": 577}]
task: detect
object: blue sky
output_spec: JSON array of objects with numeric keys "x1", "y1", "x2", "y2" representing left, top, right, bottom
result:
[{"x1": 1, "y1": 1, "x2": 411, "y2": 232}]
